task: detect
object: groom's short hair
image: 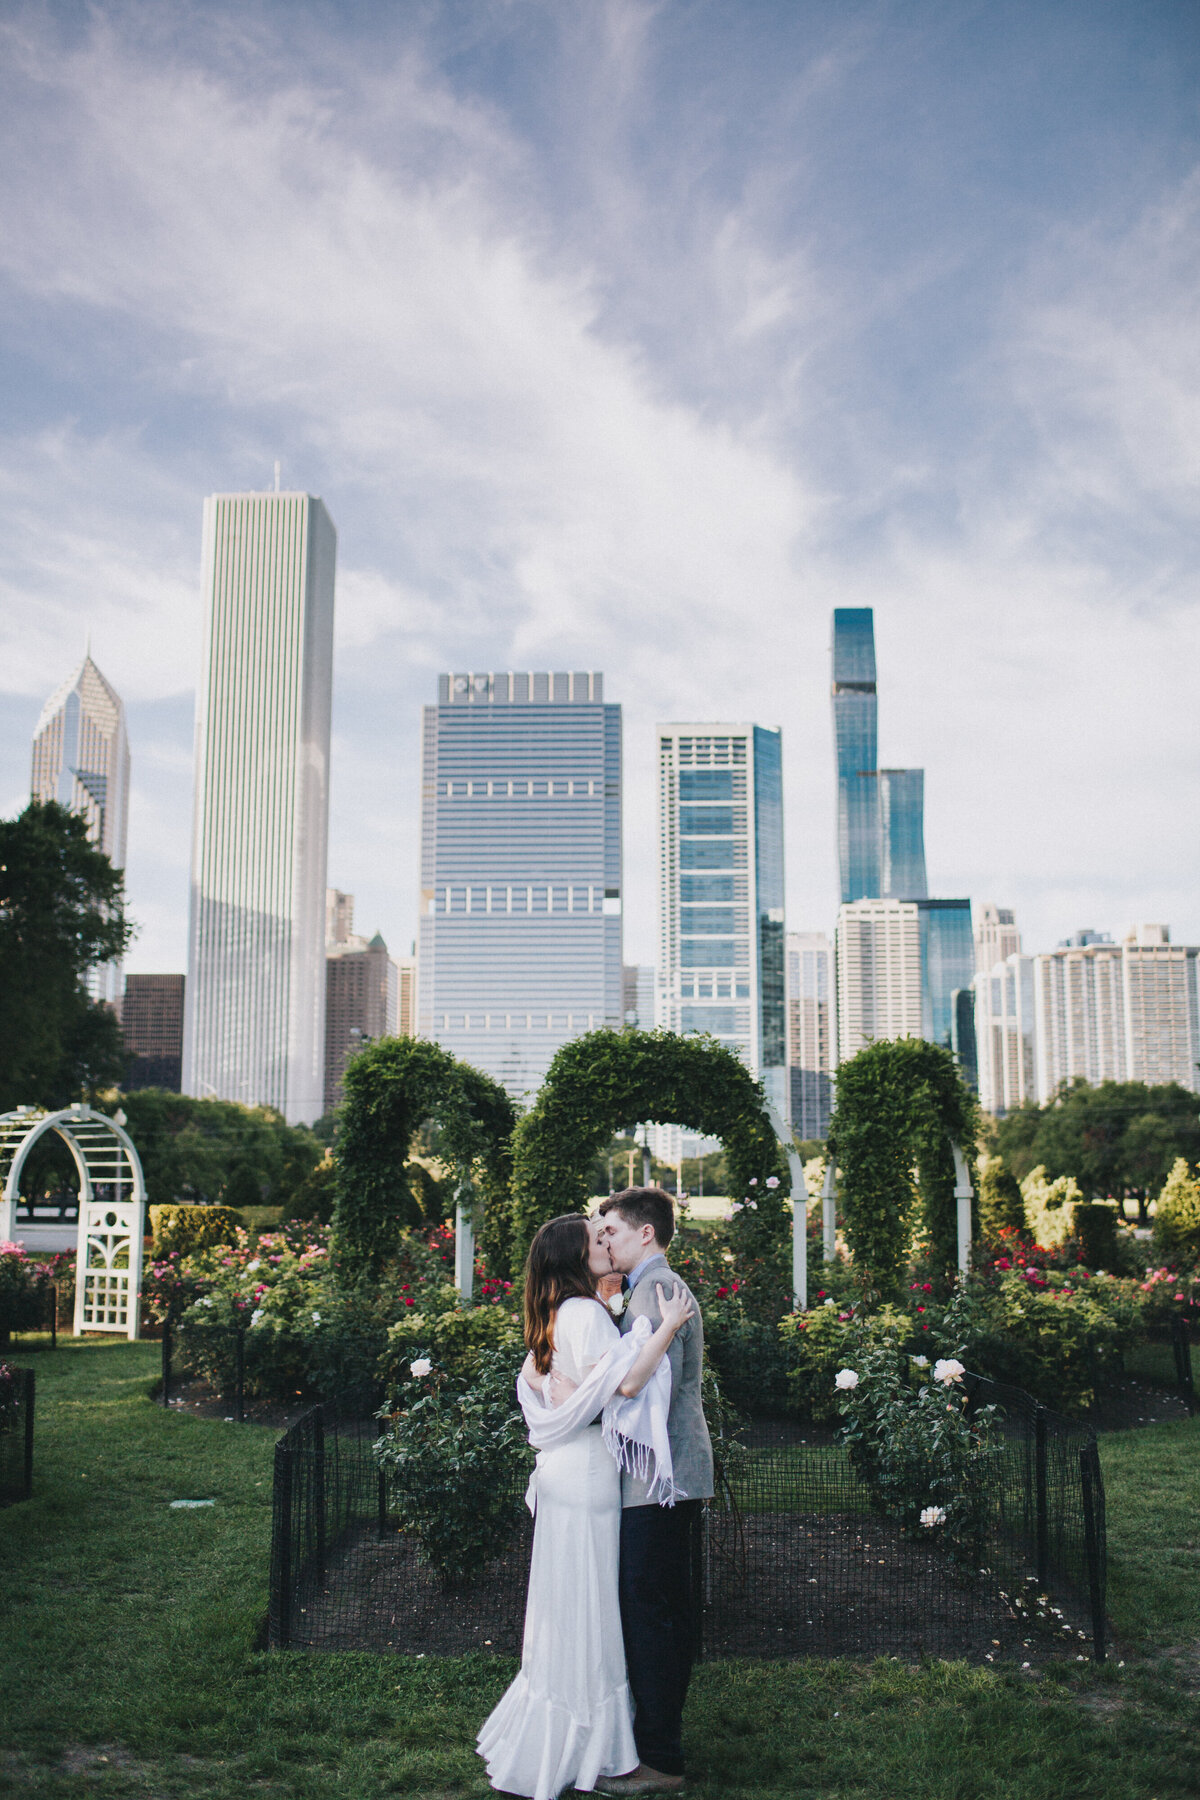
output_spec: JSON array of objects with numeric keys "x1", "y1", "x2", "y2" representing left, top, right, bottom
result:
[{"x1": 599, "y1": 1187, "x2": 675, "y2": 1250}]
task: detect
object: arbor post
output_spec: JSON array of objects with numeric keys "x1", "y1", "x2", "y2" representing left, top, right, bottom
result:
[
  {"x1": 820, "y1": 1160, "x2": 837, "y2": 1264},
  {"x1": 766, "y1": 1100, "x2": 806, "y2": 1311},
  {"x1": 951, "y1": 1142, "x2": 973, "y2": 1278},
  {"x1": 454, "y1": 1179, "x2": 475, "y2": 1300}
]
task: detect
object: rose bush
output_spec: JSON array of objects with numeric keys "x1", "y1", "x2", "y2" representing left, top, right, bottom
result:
[{"x1": 0, "y1": 1242, "x2": 69, "y2": 1342}]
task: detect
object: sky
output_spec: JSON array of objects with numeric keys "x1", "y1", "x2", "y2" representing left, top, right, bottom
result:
[{"x1": 1, "y1": 0, "x2": 1198, "y2": 974}]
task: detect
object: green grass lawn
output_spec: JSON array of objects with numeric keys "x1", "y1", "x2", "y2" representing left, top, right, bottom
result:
[{"x1": 0, "y1": 1340, "x2": 1197, "y2": 1799}]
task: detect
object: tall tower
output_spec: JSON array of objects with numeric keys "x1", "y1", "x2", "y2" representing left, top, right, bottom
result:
[
  {"x1": 182, "y1": 491, "x2": 336, "y2": 1124},
  {"x1": 31, "y1": 651, "x2": 131, "y2": 1004},
  {"x1": 657, "y1": 724, "x2": 787, "y2": 1130},
  {"x1": 786, "y1": 930, "x2": 836, "y2": 1141},
  {"x1": 879, "y1": 768, "x2": 927, "y2": 899},
  {"x1": 418, "y1": 671, "x2": 622, "y2": 1101},
  {"x1": 831, "y1": 610, "x2": 880, "y2": 904}
]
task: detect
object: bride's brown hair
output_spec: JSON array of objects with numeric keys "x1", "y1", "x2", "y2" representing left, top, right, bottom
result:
[{"x1": 524, "y1": 1213, "x2": 599, "y2": 1375}]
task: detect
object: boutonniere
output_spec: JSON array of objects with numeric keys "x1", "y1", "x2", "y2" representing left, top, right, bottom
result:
[{"x1": 606, "y1": 1289, "x2": 627, "y2": 1316}]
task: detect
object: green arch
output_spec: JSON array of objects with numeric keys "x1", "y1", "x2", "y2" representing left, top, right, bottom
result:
[
  {"x1": 508, "y1": 1027, "x2": 790, "y2": 1259},
  {"x1": 827, "y1": 1037, "x2": 979, "y2": 1301},
  {"x1": 332, "y1": 1037, "x2": 517, "y2": 1273}
]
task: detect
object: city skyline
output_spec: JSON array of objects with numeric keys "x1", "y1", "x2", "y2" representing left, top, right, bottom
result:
[{"x1": 1, "y1": 6, "x2": 1197, "y2": 975}]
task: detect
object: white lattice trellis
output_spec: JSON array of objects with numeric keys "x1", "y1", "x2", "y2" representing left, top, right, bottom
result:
[{"x1": 0, "y1": 1104, "x2": 146, "y2": 1341}]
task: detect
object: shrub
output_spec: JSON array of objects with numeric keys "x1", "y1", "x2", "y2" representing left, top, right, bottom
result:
[
  {"x1": 1152, "y1": 1159, "x2": 1200, "y2": 1267},
  {"x1": 0, "y1": 1362, "x2": 21, "y2": 1431},
  {"x1": 379, "y1": 1288, "x2": 523, "y2": 1399},
  {"x1": 1138, "y1": 1265, "x2": 1200, "y2": 1331},
  {"x1": 1072, "y1": 1201, "x2": 1120, "y2": 1271},
  {"x1": 0, "y1": 1242, "x2": 63, "y2": 1339},
  {"x1": 373, "y1": 1347, "x2": 531, "y2": 1586},
  {"x1": 779, "y1": 1301, "x2": 915, "y2": 1423},
  {"x1": 977, "y1": 1156, "x2": 1026, "y2": 1241},
  {"x1": 1020, "y1": 1166, "x2": 1083, "y2": 1250},
  {"x1": 148, "y1": 1205, "x2": 241, "y2": 1259},
  {"x1": 833, "y1": 1336, "x2": 999, "y2": 1558}
]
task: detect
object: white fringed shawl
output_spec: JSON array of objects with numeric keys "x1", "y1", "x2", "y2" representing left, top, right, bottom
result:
[{"x1": 517, "y1": 1314, "x2": 677, "y2": 1508}]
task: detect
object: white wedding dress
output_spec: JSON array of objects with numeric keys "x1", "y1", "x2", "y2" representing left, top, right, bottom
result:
[{"x1": 477, "y1": 1297, "x2": 639, "y2": 1799}]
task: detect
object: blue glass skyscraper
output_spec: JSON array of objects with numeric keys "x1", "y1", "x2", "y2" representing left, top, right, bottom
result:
[
  {"x1": 418, "y1": 671, "x2": 622, "y2": 1101},
  {"x1": 657, "y1": 723, "x2": 788, "y2": 1127},
  {"x1": 916, "y1": 898, "x2": 975, "y2": 1051},
  {"x1": 880, "y1": 768, "x2": 928, "y2": 899},
  {"x1": 831, "y1": 609, "x2": 881, "y2": 903}
]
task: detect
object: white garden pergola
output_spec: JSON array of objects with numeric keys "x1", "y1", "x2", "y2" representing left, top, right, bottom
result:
[{"x1": 0, "y1": 1104, "x2": 147, "y2": 1340}]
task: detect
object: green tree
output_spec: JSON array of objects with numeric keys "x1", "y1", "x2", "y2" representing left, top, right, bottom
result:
[
  {"x1": 976, "y1": 1154, "x2": 1025, "y2": 1240},
  {"x1": 116, "y1": 1090, "x2": 322, "y2": 1208},
  {"x1": 996, "y1": 1080, "x2": 1200, "y2": 1226},
  {"x1": 0, "y1": 801, "x2": 132, "y2": 1110},
  {"x1": 1152, "y1": 1158, "x2": 1200, "y2": 1266}
]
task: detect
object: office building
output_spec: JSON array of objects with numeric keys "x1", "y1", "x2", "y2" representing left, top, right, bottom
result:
[
  {"x1": 879, "y1": 769, "x2": 928, "y2": 899},
  {"x1": 655, "y1": 723, "x2": 787, "y2": 1136},
  {"x1": 786, "y1": 931, "x2": 836, "y2": 1141},
  {"x1": 121, "y1": 974, "x2": 185, "y2": 1091},
  {"x1": 623, "y1": 964, "x2": 655, "y2": 1029},
  {"x1": 418, "y1": 671, "x2": 622, "y2": 1100},
  {"x1": 1029, "y1": 926, "x2": 1200, "y2": 1101},
  {"x1": 31, "y1": 651, "x2": 131, "y2": 1004},
  {"x1": 975, "y1": 904, "x2": 1021, "y2": 975},
  {"x1": 831, "y1": 610, "x2": 927, "y2": 904},
  {"x1": 325, "y1": 929, "x2": 398, "y2": 1113},
  {"x1": 183, "y1": 491, "x2": 336, "y2": 1124},
  {"x1": 917, "y1": 898, "x2": 975, "y2": 1051},
  {"x1": 835, "y1": 898, "x2": 923, "y2": 1061},
  {"x1": 973, "y1": 954, "x2": 1037, "y2": 1116},
  {"x1": 395, "y1": 952, "x2": 417, "y2": 1038}
]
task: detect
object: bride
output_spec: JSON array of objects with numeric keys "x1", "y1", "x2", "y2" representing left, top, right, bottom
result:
[{"x1": 477, "y1": 1212, "x2": 693, "y2": 1800}]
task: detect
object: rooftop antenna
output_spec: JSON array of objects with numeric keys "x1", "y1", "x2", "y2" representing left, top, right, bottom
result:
[{"x1": 273, "y1": 460, "x2": 281, "y2": 493}]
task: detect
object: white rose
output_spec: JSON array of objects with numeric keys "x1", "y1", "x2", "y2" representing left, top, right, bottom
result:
[
  {"x1": 607, "y1": 1290, "x2": 626, "y2": 1316},
  {"x1": 250, "y1": 1308, "x2": 263, "y2": 1327},
  {"x1": 311, "y1": 1310, "x2": 322, "y2": 1325},
  {"x1": 246, "y1": 1260, "x2": 261, "y2": 1273},
  {"x1": 920, "y1": 1505, "x2": 947, "y2": 1528},
  {"x1": 765, "y1": 1176, "x2": 780, "y2": 1189},
  {"x1": 409, "y1": 1358, "x2": 433, "y2": 1378},
  {"x1": 834, "y1": 1368, "x2": 859, "y2": 1390},
  {"x1": 911, "y1": 1354, "x2": 930, "y2": 1368},
  {"x1": 199, "y1": 1295, "x2": 213, "y2": 1308},
  {"x1": 824, "y1": 1298, "x2": 836, "y2": 1308},
  {"x1": 933, "y1": 1358, "x2": 965, "y2": 1385}
]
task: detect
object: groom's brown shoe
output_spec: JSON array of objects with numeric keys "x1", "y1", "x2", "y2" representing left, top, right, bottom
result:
[{"x1": 592, "y1": 1768, "x2": 684, "y2": 1795}]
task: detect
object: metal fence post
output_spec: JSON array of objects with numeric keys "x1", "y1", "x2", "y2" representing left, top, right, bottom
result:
[
  {"x1": 22, "y1": 1370, "x2": 34, "y2": 1501},
  {"x1": 48, "y1": 1284, "x2": 57, "y2": 1350},
  {"x1": 1079, "y1": 1442, "x2": 1107, "y2": 1662},
  {"x1": 313, "y1": 1410, "x2": 327, "y2": 1577},
  {"x1": 377, "y1": 1468, "x2": 388, "y2": 1540},
  {"x1": 161, "y1": 1320, "x2": 172, "y2": 1409},
  {"x1": 1171, "y1": 1314, "x2": 1195, "y2": 1409},
  {"x1": 234, "y1": 1326, "x2": 246, "y2": 1423},
  {"x1": 1034, "y1": 1405, "x2": 1049, "y2": 1589},
  {"x1": 271, "y1": 1440, "x2": 292, "y2": 1649}
]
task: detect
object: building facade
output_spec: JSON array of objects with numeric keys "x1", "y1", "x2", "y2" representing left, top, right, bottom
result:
[
  {"x1": 973, "y1": 953, "x2": 1037, "y2": 1116},
  {"x1": 974, "y1": 903, "x2": 1021, "y2": 975},
  {"x1": 418, "y1": 671, "x2": 622, "y2": 1101},
  {"x1": 786, "y1": 930, "x2": 836, "y2": 1142},
  {"x1": 656, "y1": 723, "x2": 788, "y2": 1131},
  {"x1": 121, "y1": 974, "x2": 185, "y2": 1091},
  {"x1": 831, "y1": 609, "x2": 927, "y2": 904},
  {"x1": 1030, "y1": 926, "x2": 1200, "y2": 1100},
  {"x1": 623, "y1": 964, "x2": 655, "y2": 1029},
  {"x1": 182, "y1": 491, "x2": 336, "y2": 1124},
  {"x1": 31, "y1": 652, "x2": 131, "y2": 1004},
  {"x1": 325, "y1": 932, "x2": 398, "y2": 1113},
  {"x1": 835, "y1": 898, "x2": 923, "y2": 1062}
]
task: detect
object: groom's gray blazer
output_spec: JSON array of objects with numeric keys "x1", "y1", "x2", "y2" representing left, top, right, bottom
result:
[{"x1": 618, "y1": 1251, "x2": 714, "y2": 1508}]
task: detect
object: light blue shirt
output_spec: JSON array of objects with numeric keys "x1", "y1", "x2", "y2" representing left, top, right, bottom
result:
[{"x1": 626, "y1": 1250, "x2": 666, "y2": 1293}]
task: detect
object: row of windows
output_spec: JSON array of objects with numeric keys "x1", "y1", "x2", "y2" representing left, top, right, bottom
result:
[
  {"x1": 432, "y1": 886, "x2": 619, "y2": 914},
  {"x1": 678, "y1": 807, "x2": 744, "y2": 834},
  {"x1": 680, "y1": 906, "x2": 746, "y2": 934},
  {"x1": 439, "y1": 777, "x2": 602, "y2": 797},
  {"x1": 434, "y1": 1013, "x2": 604, "y2": 1031}
]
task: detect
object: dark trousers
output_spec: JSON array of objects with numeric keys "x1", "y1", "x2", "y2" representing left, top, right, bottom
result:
[{"x1": 618, "y1": 1499, "x2": 701, "y2": 1777}]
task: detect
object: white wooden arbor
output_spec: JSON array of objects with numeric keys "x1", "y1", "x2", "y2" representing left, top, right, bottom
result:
[{"x1": 0, "y1": 1105, "x2": 147, "y2": 1340}]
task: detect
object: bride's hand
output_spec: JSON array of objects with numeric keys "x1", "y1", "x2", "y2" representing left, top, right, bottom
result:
[{"x1": 654, "y1": 1281, "x2": 695, "y2": 1335}]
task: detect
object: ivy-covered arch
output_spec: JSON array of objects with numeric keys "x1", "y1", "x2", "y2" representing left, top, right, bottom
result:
[
  {"x1": 509, "y1": 1028, "x2": 790, "y2": 1259},
  {"x1": 332, "y1": 1038, "x2": 517, "y2": 1274},
  {"x1": 827, "y1": 1038, "x2": 980, "y2": 1301}
]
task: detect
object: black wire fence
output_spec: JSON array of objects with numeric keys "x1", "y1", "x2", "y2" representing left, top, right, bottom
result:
[
  {"x1": 0, "y1": 1367, "x2": 35, "y2": 1506},
  {"x1": 268, "y1": 1372, "x2": 1108, "y2": 1666}
]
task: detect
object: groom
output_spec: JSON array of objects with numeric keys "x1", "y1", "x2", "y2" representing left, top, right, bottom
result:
[{"x1": 596, "y1": 1187, "x2": 713, "y2": 1797}]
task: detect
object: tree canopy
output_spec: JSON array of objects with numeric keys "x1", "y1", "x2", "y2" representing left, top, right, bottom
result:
[
  {"x1": 995, "y1": 1080, "x2": 1200, "y2": 1222},
  {"x1": 0, "y1": 801, "x2": 132, "y2": 1111},
  {"x1": 116, "y1": 1089, "x2": 323, "y2": 1210}
]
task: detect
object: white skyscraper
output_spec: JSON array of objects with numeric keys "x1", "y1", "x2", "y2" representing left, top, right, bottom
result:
[
  {"x1": 835, "y1": 897, "x2": 923, "y2": 1063},
  {"x1": 973, "y1": 953, "x2": 1037, "y2": 1116},
  {"x1": 974, "y1": 903, "x2": 1021, "y2": 976},
  {"x1": 183, "y1": 491, "x2": 336, "y2": 1124},
  {"x1": 786, "y1": 931, "x2": 836, "y2": 1141},
  {"x1": 656, "y1": 724, "x2": 787, "y2": 1145},
  {"x1": 31, "y1": 651, "x2": 131, "y2": 1004}
]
